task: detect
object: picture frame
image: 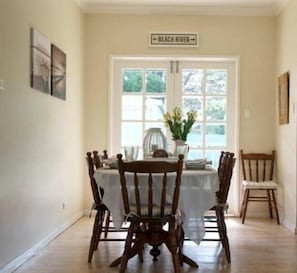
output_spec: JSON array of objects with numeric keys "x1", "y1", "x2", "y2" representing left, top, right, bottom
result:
[
  {"x1": 51, "y1": 44, "x2": 66, "y2": 100},
  {"x1": 278, "y1": 72, "x2": 289, "y2": 125},
  {"x1": 30, "y1": 28, "x2": 51, "y2": 93}
]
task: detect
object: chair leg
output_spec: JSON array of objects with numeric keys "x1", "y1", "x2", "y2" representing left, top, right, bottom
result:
[
  {"x1": 241, "y1": 189, "x2": 249, "y2": 224},
  {"x1": 271, "y1": 190, "x2": 280, "y2": 224},
  {"x1": 171, "y1": 252, "x2": 181, "y2": 273},
  {"x1": 267, "y1": 189, "x2": 273, "y2": 219},
  {"x1": 177, "y1": 225, "x2": 184, "y2": 266},
  {"x1": 94, "y1": 209, "x2": 105, "y2": 250},
  {"x1": 240, "y1": 188, "x2": 246, "y2": 218},
  {"x1": 119, "y1": 226, "x2": 133, "y2": 273},
  {"x1": 216, "y1": 208, "x2": 224, "y2": 243},
  {"x1": 88, "y1": 208, "x2": 104, "y2": 263},
  {"x1": 216, "y1": 207, "x2": 231, "y2": 263},
  {"x1": 165, "y1": 227, "x2": 181, "y2": 273},
  {"x1": 104, "y1": 210, "x2": 111, "y2": 238}
]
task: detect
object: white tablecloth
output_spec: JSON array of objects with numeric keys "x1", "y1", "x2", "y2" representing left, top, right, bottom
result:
[{"x1": 94, "y1": 168, "x2": 219, "y2": 244}]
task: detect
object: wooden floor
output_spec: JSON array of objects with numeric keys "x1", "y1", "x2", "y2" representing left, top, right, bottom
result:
[{"x1": 13, "y1": 216, "x2": 297, "y2": 273}]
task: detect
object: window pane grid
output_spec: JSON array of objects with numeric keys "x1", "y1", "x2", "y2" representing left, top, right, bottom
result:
[
  {"x1": 182, "y1": 67, "x2": 227, "y2": 159},
  {"x1": 117, "y1": 62, "x2": 229, "y2": 162},
  {"x1": 121, "y1": 67, "x2": 168, "y2": 150}
]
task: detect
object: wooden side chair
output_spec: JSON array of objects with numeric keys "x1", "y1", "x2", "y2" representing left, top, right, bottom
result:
[
  {"x1": 86, "y1": 151, "x2": 126, "y2": 263},
  {"x1": 240, "y1": 150, "x2": 280, "y2": 224},
  {"x1": 203, "y1": 151, "x2": 236, "y2": 263},
  {"x1": 113, "y1": 154, "x2": 188, "y2": 273},
  {"x1": 92, "y1": 150, "x2": 113, "y2": 238},
  {"x1": 86, "y1": 151, "x2": 110, "y2": 262}
]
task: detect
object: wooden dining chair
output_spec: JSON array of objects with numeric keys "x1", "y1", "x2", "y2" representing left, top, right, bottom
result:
[
  {"x1": 86, "y1": 151, "x2": 110, "y2": 262},
  {"x1": 86, "y1": 151, "x2": 126, "y2": 263},
  {"x1": 88, "y1": 151, "x2": 103, "y2": 218},
  {"x1": 203, "y1": 151, "x2": 236, "y2": 263},
  {"x1": 92, "y1": 150, "x2": 113, "y2": 238},
  {"x1": 114, "y1": 153, "x2": 185, "y2": 273},
  {"x1": 240, "y1": 150, "x2": 280, "y2": 224}
]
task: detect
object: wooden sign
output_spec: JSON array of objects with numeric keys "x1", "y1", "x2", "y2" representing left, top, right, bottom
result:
[{"x1": 149, "y1": 32, "x2": 199, "y2": 48}]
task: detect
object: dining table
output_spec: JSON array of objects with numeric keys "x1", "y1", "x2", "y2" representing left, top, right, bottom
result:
[{"x1": 93, "y1": 165, "x2": 219, "y2": 246}]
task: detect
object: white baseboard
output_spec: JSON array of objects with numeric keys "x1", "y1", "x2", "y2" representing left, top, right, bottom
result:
[
  {"x1": 282, "y1": 218, "x2": 297, "y2": 234},
  {"x1": 83, "y1": 209, "x2": 91, "y2": 217},
  {"x1": 0, "y1": 212, "x2": 83, "y2": 273}
]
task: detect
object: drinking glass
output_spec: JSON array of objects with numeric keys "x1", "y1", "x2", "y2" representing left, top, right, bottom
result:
[{"x1": 124, "y1": 146, "x2": 139, "y2": 161}]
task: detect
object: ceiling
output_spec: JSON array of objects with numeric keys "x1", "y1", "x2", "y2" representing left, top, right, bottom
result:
[{"x1": 75, "y1": 0, "x2": 289, "y2": 16}]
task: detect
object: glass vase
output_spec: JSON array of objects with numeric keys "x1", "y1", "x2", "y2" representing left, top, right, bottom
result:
[
  {"x1": 174, "y1": 139, "x2": 189, "y2": 160},
  {"x1": 143, "y1": 128, "x2": 167, "y2": 157}
]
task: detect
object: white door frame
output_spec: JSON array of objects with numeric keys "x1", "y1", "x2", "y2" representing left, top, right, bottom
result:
[{"x1": 109, "y1": 55, "x2": 240, "y2": 215}]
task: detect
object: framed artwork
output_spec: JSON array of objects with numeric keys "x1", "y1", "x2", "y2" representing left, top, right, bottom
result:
[
  {"x1": 51, "y1": 44, "x2": 66, "y2": 100},
  {"x1": 31, "y1": 28, "x2": 51, "y2": 93},
  {"x1": 278, "y1": 72, "x2": 289, "y2": 125}
]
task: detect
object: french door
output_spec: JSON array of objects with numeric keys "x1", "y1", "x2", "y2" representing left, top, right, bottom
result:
[{"x1": 110, "y1": 56, "x2": 239, "y2": 214}]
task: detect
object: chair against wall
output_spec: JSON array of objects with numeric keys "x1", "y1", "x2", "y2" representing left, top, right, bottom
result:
[
  {"x1": 86, "y1": 151, "x2": 127, "y2": 262},
  {"x1": 203, "y1": 151, "x2": 236, "y2": 263},
  {"x1": 86, "y1": 151, "x2": 110, "y2": 262},
  {"x1": 114, "y1": 153, "x2": 186, "y2": 273},
  {"x1": 92, "y1": 150, "x2": 112, "y2": 238},
  {"x1": 239, "y1": 150, "x2": 280, "y2": 224}
]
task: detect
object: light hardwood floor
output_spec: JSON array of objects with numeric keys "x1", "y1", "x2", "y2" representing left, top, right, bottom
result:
[{"x1": 14, "y1": 216, "x2": 297, "y2": 273}]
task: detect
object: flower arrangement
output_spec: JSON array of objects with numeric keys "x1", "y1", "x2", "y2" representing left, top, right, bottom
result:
[{"x1": 164, "y1": 107, "x2": 197, "y2": 141}]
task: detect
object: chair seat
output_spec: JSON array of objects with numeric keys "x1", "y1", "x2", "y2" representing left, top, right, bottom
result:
[
  {"x1": 242, "y1": 180, "x2": 277, "y2": 190},
  {"x1": 210, "y1": 202, "x2": 229, "y2": 210},
  {"x1": 126, "y1": 204, "x2": 177, "y2": 218},
  {"x1": 94, "y1": 202, "x2": 109, "y2": 211}
]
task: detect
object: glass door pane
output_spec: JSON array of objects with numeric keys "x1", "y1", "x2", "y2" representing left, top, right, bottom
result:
[{"x1": 179, "y1": 62, "x2": 230, "y2": 165}]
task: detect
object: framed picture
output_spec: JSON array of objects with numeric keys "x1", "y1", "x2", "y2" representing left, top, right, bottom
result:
[
  {"x1": 51, "y1": 44, "x2": 66, "y2": 100},
  {"x1": 31, "y1": 28, "x2": 51, "y2": 93},
  {"x1": 278, "y1": 72, "x2": 289, "y2": 125}
]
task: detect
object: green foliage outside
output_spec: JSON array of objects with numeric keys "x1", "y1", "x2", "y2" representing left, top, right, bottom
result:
[
  {"x1": 123, "y1": 70, "x2": 165, "y2": 93},
  {"x1": 122, "y1": 69, "x2": 225, "y2": 134}
]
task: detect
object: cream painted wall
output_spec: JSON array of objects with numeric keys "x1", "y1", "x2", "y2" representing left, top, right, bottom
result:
[
  {"x1": 0, "y1": 1, "x2": 292, "y2": 270},
  {"x1": 0, "y1": 0, "x2": 85, "y2": 269},
  {"x1": 84, "y1": 14, "x2": 277, "y2": 215},
  {"x1": 276, "y1": 0, "x2": 297, "y2": 232}
]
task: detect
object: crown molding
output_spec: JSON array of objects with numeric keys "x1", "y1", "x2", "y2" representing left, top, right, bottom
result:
[{"x1": 75, "y1": 0, "x2": 289, "y2": 16}]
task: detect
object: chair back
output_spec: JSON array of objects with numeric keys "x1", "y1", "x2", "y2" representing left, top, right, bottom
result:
[
  {"x1": 217, "y1": 151, "x2": 236, "y2": 204},
  {"x1": 152, "y1": 149, "x2": 169, "y2": 158},
  {"x1": 92, "y1": 150, "x2": 101, "y2": 169},
  {"x1": 240, "y1": 150, "x2": 275, "y2": 182},
  {"x1": 86, "y1": 151, "x2": 102, "y2": 205},
  {"x1": 117, "y1": 154, "x2": 184, "y2": 218}
]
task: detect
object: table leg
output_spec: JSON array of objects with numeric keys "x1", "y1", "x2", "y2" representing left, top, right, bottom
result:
[
  {"x1": 110, "y1": 225, "x2": 199, "y2": 268},
  {"x1": 150, "y1": 244, "x2": 161, "y2": 261}
]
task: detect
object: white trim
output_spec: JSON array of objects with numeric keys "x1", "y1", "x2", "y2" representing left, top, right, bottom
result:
[
  {"x1": 110, "y1": 54, "x2": 238, "y2": 62},
  {"x1": 0, "y1": 212, "x2": 83, "y2": 273},
  {"x1": 76, "y1": 3, "x2": 279, "y2": 16},
  {"x1": 108, "y1": 56, "x2": 115, "y2": 154},
  {"x1": 282, "y1": 218, "x2": 297, "y2": 234},
  {"x1": 232, "y1": 56, "x2": 241, "y2": 215}
]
